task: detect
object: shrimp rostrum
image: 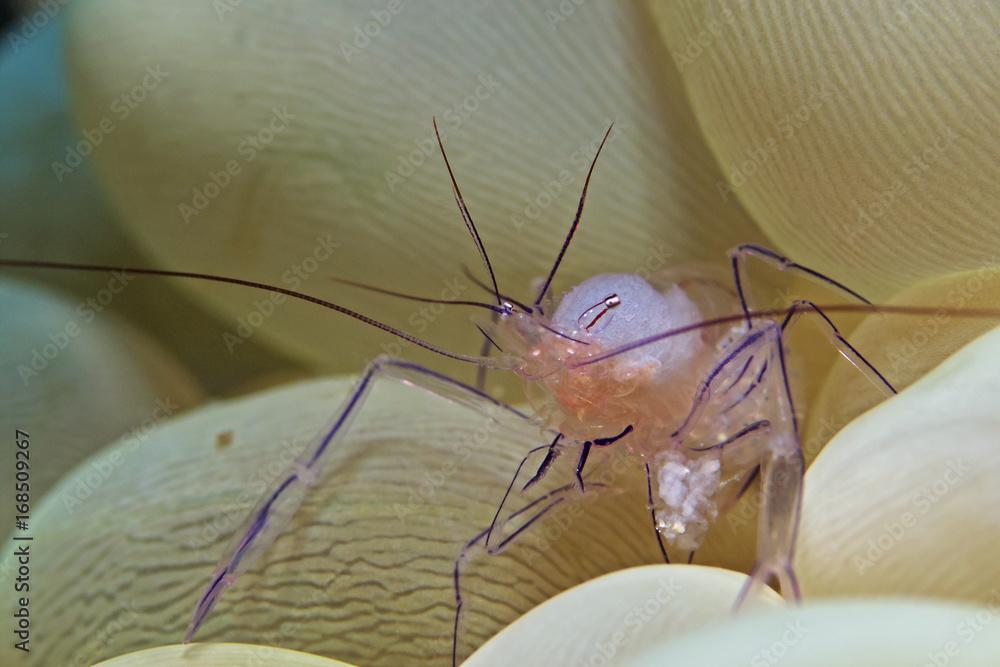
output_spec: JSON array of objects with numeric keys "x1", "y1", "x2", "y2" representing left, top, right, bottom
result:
[{"x1": 1, "y1": 121, "x2": 919, "y2": 662}]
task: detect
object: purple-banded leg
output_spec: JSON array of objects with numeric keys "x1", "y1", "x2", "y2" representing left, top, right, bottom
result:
[
  {"x1": 484, "y1": 438, "x2": 565, "y2": 551},
  {"x1": 484, "y1": 429, "x2": 625, "y2": 550},
  {"x1": 734, "y1": 324, "x2": 806, "y2": 607},
  {"x1": 729, "y1": 243, "x2": 871, "y2": 328},
  {"x1": 738, "y1": 444, "x2": 805, "y2": 606},
  {"x1": 521, "y1": 433, "x2": 563, "y2": 493},
  {"x1": 184, "y1": 356, "x2": 540, "y2": 643},
  {"x1": 486, "y1": 425, "x2": 632, "y2": 552},
  {"x1": 735, "y1": 300, "x2": 897, "y2": 601},
  {"x1": 454, "y1": 460, "x2": 610, "y2": 666},
  {"x1": 574, "y1": 424, "x2": 633, "y2": 492},
  {"x1": 667, "y1": 322, "x2": 786, "y2": 569},
  {"x1": 734, "y1": 302, "x2": 896, "y2": 606},
  {"x1": 742, "y1": 300, "x2": 895, "y2": 600},
  {"x1": 673, "y1": 327, "x2": 771, "y2": 442},
  {"x1": 781, "y1": 299, "x2": 896, "y2": 397},
  {"x1": 728, "y1": 245, "x2": 891, "y2": 398}
]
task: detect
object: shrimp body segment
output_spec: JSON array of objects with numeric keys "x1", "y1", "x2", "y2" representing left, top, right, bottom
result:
[{"x1": 488, "y1": 269, "x2": 782, "y2": 556}]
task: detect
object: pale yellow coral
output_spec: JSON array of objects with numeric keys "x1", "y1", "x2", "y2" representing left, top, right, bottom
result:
[{"x1": 1, "y1": 0, "x2": 998, "y2": 665}]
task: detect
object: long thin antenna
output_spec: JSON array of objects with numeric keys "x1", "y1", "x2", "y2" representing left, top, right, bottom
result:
[
  {"x1": 534, "y1": 123, "x2": 614, "y2": 306},
  {"x1": 330, "y1": 275, "x2": 504, "y2": 313},
  {"x1": 433, "y1": 117, "x2": 502, "y2": 306},
  {"x1": 0, "y1": 259, "x2": 489, "y2": 365}
]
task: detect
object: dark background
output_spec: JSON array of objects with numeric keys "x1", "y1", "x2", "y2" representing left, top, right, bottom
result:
[{"x1": 0, "y1": 1, "x2": 17, "y2": 34}]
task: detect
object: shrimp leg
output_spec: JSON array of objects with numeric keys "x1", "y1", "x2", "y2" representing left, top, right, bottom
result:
[
  {"x1": 574, "y1": 425, "x2": 633, "y2": 492},
  {"x1": 781, "y1": 299, "x2": 896, "y2": 396},
  {"x1": 738, "y1": 303, "x2": 895, "y2": 606},
  {"x1": 184, "y1": 356, "x2": 541, "y2": 642},
  {"x1": 729, "y1": 246, "x2": 893, "y2": 397},
  {"x1": 742, "y1": 440, "x2": 806, "y2": 604},
  {"x1": 735, "y1": 324, "x2": 805, "y2": 606},
  {"x1": 454, "y1": 468, "x2": 610, "y2": 665},
  {"x1": 729, "y1": 243, "x2": 871, "y2": 327},
  {"x1": 521, "y1": 433, "x2": 564, "y2": 492},
  {"x1": 484, "y1": 440, "x2": 565, "y2": 550},
  {"x1": 459, "y1": 426, "x2": 630, "y2": 661}
]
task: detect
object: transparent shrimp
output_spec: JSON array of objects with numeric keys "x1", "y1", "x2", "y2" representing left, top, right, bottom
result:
[
  {"x1": 475, "y1": 253, "x2": 889, "y2": 608},
  {"x1": 171, "y1": 121, "x2": 894, "y2": 661},
  {"x1": 4, "y1": 122, "x2": 1000, "y2": 665}
]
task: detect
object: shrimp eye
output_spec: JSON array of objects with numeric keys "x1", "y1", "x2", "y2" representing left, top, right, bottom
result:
[{"x1": 578, "y1": 293, "x2": 620, "y2": 334}]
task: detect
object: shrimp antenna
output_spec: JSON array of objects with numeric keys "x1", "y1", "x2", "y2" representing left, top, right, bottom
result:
[
  {"x1": 433, "y1": 117, "x2": 503, "y2": 307},
  {"x1": 461, "y1": 265, "x2": 586, "y2": 344},
  {"x1": 460, "y1": 264, "x2": 534, "y2": 314},
  {"x1": 329, "y1": 275, "x2": 505, "y2": 313},
  {"x1": 534, "y1": 123, "x2": 614, "y2": 307},
  {"x1": 0, "y1": 258, "x2": 493, "y2": 366}
]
